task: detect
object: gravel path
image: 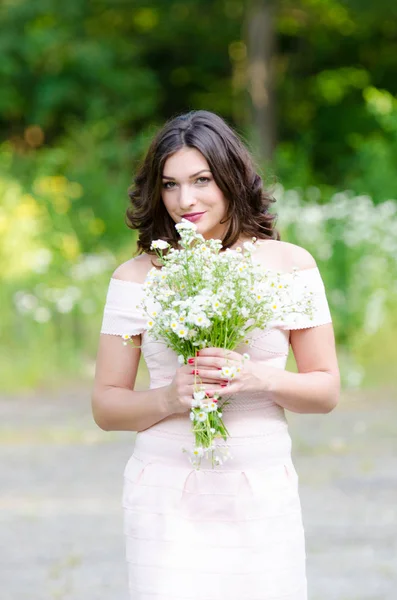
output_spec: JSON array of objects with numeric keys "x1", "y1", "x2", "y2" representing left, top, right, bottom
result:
[{"x1": 1, "y1": 385, "x2": 396, "y2": 600}]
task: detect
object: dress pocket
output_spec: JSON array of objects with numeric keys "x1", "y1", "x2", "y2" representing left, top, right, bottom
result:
[
  {"x1": 284, "y1": 461, "x2": 299, "y2": 490},
  {"x1": 241, "y1": 462, "x2": 301, "y2": 520},
  {"x1": 123, "y1": 454, "x2": 146, "y2": 482},
  {"x1": 122, "y1": 455, "x2": 151, "y2": 509}
]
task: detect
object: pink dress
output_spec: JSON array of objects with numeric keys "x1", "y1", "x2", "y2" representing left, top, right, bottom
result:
[{"x1": 100, "y1": 266, "x2": 332, "y2": 600}]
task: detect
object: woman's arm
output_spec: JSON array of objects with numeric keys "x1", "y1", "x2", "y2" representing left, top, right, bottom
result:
[
  {"x1": 92, "y1": 333, "x2": 175, "y2": 432},
  {"x1": 92, "y1": 258, "x2": 177, "y2": 432},
  {"x1": 263, "y1": 244, "x2": 340, "y2": 413},
  {"x1": 264, "y1": 323, "x2": 340, "y2": 414},
  {"x1": 195, "y1": 323, "x2": 340, "y2": 415}
]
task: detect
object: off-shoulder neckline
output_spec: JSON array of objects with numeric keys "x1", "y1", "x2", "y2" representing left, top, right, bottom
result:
[{"x1": 110, "y1": 265, "x2": 320, "y2": 287}]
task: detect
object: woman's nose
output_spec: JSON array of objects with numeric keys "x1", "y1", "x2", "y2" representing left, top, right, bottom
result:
[{"x1": 179, "y1": 185, "x2": 197, "y2": 209}]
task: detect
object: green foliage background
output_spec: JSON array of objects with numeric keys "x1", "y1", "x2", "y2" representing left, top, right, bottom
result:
[{"x1": 1, "y1": 0, "x2": 397, "y2": 392}]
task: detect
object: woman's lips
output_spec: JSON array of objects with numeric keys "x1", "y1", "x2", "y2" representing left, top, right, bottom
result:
[{"x1": 182, "y1": 212, "x2": 205, "y2": 222}]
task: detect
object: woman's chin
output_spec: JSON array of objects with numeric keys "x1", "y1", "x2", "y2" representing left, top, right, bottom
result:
[{"x1": 199, "y1": 222, "x2": 226, "y2": 241}]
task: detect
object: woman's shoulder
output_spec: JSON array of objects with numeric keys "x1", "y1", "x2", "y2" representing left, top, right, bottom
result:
[
  {"x1": 111, "y1": 253, "x2": 154, "y2": 284},
  {"x1": 255, "y1": 239, "x2": 317, "y2": 273}
]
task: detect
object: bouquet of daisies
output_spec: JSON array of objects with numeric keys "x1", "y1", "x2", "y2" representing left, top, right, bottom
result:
[{"x1": 124, "y1": 219, "x2": 315, "y2": 468}]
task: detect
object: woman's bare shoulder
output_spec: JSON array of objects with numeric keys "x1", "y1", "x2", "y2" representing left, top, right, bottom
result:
[
  {"x1": 256, "y1": 239, "x2": 317, "y2": 273},
  {"x1": 111, "y1": 253, "x2": 155, "y2": 284}
]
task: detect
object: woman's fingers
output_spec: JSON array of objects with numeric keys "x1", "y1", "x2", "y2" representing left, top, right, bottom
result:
[
  {"x1": 192, "y1": 368, "x2": 240, "y2": 381},
  {"x1": 191, "y1": 356, "x2": 240, "y2": 369},
  {"x1": 194, "y1": 348, "x2": 243, "y2": 362},
  {"x1": 185, "y1": 382, "x2": 227, "y2": 397}
]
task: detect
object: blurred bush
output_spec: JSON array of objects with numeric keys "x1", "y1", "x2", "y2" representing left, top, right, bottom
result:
[
  {"x1": 2, "y1": 133, "x2": 396, "y2": 391},
  {"x1": 275, "y1": 186, "x2": 397, "y2": 389}
]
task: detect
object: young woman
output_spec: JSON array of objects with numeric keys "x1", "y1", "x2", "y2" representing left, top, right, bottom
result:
[{"x1": 92, "y1": 110, "x2": 340, "y2": 600}]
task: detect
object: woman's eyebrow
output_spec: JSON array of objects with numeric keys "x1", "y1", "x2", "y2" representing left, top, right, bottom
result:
[{"x1": 162, "y1": 169, "x2": 211, "y2": 180}]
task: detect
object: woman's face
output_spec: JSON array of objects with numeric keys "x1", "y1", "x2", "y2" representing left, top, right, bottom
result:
[{"x1": 161, "y1": 147, "x2": 229, "y2": 240}]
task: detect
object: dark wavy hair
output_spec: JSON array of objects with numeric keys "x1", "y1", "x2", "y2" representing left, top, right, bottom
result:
[{"x1": 126, "y1": 110, "x2": 280, "y2": 255}]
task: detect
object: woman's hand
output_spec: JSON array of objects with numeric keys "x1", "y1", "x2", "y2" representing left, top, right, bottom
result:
[
  {"x1": 165, "y1": 360, "x2": 226, "y2": 415},
  {"x1": 192, "y1": 347, "x2": 273, "y2": 397}
]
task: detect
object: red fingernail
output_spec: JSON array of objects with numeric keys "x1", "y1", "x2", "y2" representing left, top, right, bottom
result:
[
  {"x1": 221, "y1": 383, "x2": 227, "y2": 388},
  {"x1": 197, "y1": 351, "x2": 200, "y2": 356},
  {"x1": 188, "y1": 358, "x2": 194, "y2": 364},
  {"x1": 191, "y1": 369, "x2": 199, "y2": 375}
]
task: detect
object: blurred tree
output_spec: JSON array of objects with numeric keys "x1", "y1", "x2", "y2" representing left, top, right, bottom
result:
[
  {"x1": 275, "y1": 0, "x2": 397, "y2": 194},
  {"x1": 245, "y1": 0, "x2": 277, "y2": 163},
  {"x1": 1, "y1": 0, "x2": 397, "y2": 198}
]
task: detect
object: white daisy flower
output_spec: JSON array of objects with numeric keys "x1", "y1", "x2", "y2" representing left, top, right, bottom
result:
[
  {"x1": 205, "y1": 401, "x2": 218, "y2": 412},
  {"x1": 193, "y1": 313, "x2": 210, "y2": 328},
  {"x1": 243, "y1": 241, "x2": 256, "y2": 253},
  {"x1": 178, "y1": 355, "x2": 185, "y2": 366},
  {"x1": 220, "y1": 365, "x2": 231, "y2": 378},
  {"x1": 176, "y1": 328, "x2": 188, "y2": 338},
  {"x1": 189, "y1": 411, "x2": 195, "y2": 421},
  {"x1": 220, "y1": 365, "x2": 237, "y2": 380},
  {"x1": 211, "y1": 298, "x2": 222, "y2": 312},
  {"x1": 191, "y1": 398, "x2": 203, "y2": 408},
  {"x1": 150, "y1": 239, "x2": 170, "y2": 250},
  {"x1": 192, "y1": 447, "x2": 204, "y2": 457},
  {"x1": 196, "y1": 411, "x2": 207, "y2": 422},
  {"x1": 175, "y1": 219, "x2": 197, "y2": 231},
  {"x1": 193, "y1": 390, "x2": 206, "y2": 402}
]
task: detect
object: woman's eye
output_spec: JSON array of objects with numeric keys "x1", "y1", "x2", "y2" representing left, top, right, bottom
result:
[
  {"x1": 162, "y1": 177, "x2": 210, "y2": 189},
  {"x1": 162, "y1": 181, "x2": 176, "y2": 189}
]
